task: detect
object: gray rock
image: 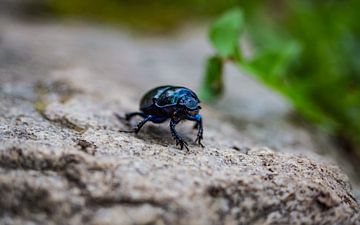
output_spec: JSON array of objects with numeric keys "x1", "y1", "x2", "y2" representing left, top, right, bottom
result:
[{"x1": 0, "y1": 18, "x2": 359, "y2": 225}]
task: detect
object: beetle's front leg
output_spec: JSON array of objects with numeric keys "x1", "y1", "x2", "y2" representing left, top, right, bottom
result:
[
  {"x1": 186, "y1": 114, "x2": 204, "y2": 147},
  {"x1": 170, "y1": 118, "x2": 189, "y2": 150}
]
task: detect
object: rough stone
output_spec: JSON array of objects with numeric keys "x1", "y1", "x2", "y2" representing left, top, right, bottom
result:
[{"x1": 0, "y1": 18, "x2": 359, "y2": 225}]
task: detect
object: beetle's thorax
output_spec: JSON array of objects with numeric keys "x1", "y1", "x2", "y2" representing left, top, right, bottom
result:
[{"x1": 178, "y1": 95, "x2": 199, "y2": 110}]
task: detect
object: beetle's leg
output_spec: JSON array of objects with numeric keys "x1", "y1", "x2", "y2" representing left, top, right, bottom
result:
[
  {"x1": 114, "y1": 112, "x2": 146, "y2": 123},
  {"x1": 170, "y1": 118, "x2": 189, "y2": 150},
  {"x1": 125, "y1": 112, "x2": 147, "y2": 120},
  {"x1": 186, "y1": 114, "x2": 204, "y2": 147},
  {"x1": 134, "y1": 115, "x2": 153, "y2": 134}
]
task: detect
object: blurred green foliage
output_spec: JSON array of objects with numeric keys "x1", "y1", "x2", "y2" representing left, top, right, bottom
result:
[
  {"x1": 43, "y1": 0, "x2": 245, "y2": 31},
  {"x1": 201, "y1": 56, "x2": 224, "y2": 101},
  {"x1": 201, "y1": 1, "x2": 360, "y2": 154},
  {"x1": 208, "y1": 8, "x2": 243, "y2": 60}
]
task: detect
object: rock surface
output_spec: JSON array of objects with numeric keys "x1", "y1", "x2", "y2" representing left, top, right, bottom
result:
[{"x1": 0, "y1": 18, "x2": 359, "y2": 224}]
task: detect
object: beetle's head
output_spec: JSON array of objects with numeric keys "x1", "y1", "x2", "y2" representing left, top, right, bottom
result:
[{"x1": 178, "y1": 95, "x2": 201, "y2": 115}]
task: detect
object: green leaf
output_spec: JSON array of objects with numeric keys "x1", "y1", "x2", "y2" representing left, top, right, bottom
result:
[
  {"x1": 200, "y1": 56, "x2": 224, "y2": 101},
  {"x1": 245, "y1": 40, "x2": 301, "y2": 81},
  {"x1": 209, "y1": 7, "x2": 244, "y2": 60}
]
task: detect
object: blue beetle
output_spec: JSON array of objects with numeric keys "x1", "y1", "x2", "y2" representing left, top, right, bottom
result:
[{"x1": 116, "y1": 85, "x2": 204, "y2": 150}]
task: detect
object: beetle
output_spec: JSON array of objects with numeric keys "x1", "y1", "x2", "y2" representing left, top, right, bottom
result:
[{"x1": 115, "y1": 85, "x2": 204, "y2": 150}]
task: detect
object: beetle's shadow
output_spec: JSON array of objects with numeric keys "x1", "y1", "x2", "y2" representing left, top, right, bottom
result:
[
  {"x1": 116, "y1": 115, "x2": 195, "y2": 147},
  {"x1": 133, "y1": 123, "x2": 193, "y2": 147}
]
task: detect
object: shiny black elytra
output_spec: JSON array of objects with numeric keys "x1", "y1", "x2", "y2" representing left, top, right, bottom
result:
[{"x1": 115, "y1": 85, "x2": 204, "y2": 150}]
